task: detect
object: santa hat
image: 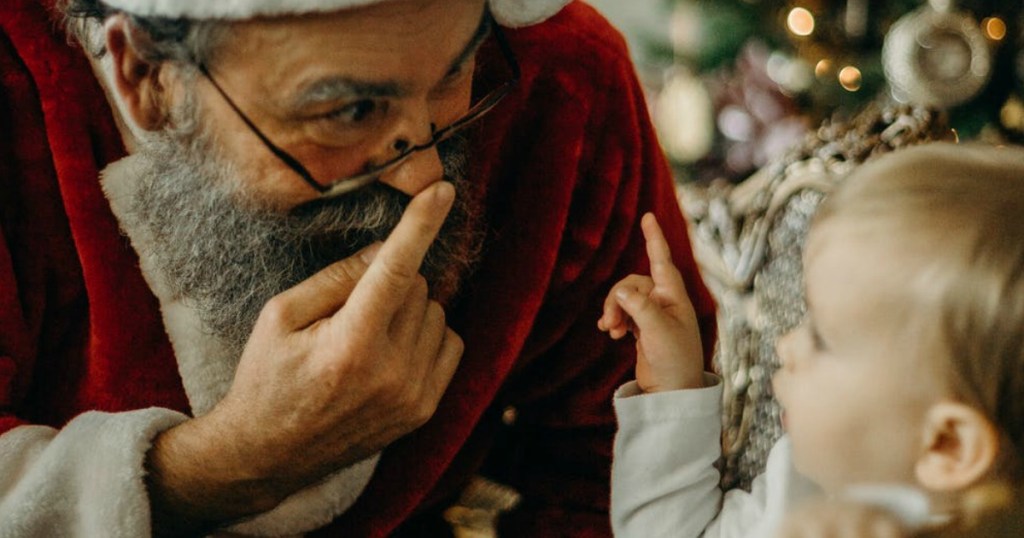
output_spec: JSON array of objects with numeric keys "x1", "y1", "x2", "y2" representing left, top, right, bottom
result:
[{"x1": 100, "y1": 0, "x2": 572, "y2": 28}]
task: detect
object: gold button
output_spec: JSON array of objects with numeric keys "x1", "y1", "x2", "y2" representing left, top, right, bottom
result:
[{"x1": 501, "y1": 406, "x2": 518, "y2": 426}]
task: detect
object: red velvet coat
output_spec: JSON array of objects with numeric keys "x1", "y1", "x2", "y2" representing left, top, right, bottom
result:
[{"x1": 0, "y1": 1, "x2": 716, "y2": 535}]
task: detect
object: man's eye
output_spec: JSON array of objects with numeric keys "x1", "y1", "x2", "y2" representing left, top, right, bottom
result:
[
  {"x1": 446, "y1": 64, "x2": 469, "y2": 81},
  {"x1": 327, "y1": 100, "x2": 380, "y2": 124},
  {"x1": 442, "y1": 61, "x2": 474, "y2": 86}
]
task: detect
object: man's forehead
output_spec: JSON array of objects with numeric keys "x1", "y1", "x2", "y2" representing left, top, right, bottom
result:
[
  {"x1": 214, "y1": 0, "x2": 488, "y2": 103},
  {"x1": 287, "y1": 13, "x2": 492, "y2": 107}
]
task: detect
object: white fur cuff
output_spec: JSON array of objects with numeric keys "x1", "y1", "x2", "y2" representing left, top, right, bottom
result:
[
  {"x1": 0, "y1": 409, "x2": 189, "y2": 537},
  {"x1": 100, "y1": 0, "x2": 572, "y2": 27}
]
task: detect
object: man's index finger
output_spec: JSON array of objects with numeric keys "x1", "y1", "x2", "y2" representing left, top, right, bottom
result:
[{"x1": 342, "y1": 181, "x2": 455, "y2": 326}]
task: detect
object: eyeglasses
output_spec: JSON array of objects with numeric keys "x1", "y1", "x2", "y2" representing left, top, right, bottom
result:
[{"x1": 199, "y1": 20, "x2": 520, "y2": 199}]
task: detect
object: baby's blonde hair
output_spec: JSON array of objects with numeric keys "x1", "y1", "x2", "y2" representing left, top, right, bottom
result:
[{"x1": 814, "y1": 143, "x2": 1024, "y2": 479}]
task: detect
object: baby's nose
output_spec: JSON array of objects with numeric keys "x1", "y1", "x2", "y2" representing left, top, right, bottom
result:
[{"x1": 774, "y1": 331, "x2": 796, "y2": 371}]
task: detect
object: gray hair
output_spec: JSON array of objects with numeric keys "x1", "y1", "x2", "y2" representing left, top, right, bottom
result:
[{"x1": 59, "y1": 0, "x2": 228, "y2": 66}]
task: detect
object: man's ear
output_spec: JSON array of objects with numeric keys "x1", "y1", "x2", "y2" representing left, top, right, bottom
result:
[
  {"x1": 915, "y1": 401, "x2": 1000, "y2": 492},
  {"x1": 105, "y1": 14, "x2": 168, "y2": 131}
]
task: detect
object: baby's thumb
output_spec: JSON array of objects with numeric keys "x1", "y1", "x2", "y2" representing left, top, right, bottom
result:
[{"x1": 615, "y1": 287, "x2": 670, "y2": 336}]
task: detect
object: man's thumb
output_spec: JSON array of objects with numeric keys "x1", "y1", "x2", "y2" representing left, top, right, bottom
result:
[{"x1": 266, "y1": 242, "x2": 381, "y2": 330}]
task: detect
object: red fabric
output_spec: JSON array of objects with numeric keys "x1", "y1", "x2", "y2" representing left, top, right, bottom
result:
[{"x1": 0, "y1": 1, "x2": 716, "y2": 536}]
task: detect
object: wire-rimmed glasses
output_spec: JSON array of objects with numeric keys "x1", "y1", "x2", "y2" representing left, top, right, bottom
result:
[{"x1": 198, "y1": 20, "x2": 520, "y2": 198}]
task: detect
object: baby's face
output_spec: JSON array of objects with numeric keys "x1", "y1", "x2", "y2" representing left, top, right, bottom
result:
[{"x1": 772, "y1": 219, "x2": 949, "y2": 492}]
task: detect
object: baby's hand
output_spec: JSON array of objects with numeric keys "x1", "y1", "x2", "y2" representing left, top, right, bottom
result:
[{"x1": 598, "y1": 213, "x2": 704, "y2": 392}]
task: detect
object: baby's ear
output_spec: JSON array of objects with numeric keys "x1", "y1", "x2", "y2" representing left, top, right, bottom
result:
[{"x1": 915, "y1": 402, "x2": 1000, "y2": 492}]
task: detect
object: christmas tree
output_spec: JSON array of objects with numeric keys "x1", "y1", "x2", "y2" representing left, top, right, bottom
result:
[{"x1": 647, "y1": 0, "x2": 1023, "y2": 182}]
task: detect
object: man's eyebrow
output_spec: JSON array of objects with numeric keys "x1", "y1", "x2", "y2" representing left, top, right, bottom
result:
[
  {"x1": 291, "y1": 78, "x2": 406, "y2": 110},
  {"x1": 289, "y1": 12, "x2": 492, "y2": 111}
]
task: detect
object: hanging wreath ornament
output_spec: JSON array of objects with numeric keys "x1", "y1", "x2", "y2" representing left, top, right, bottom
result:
[{"x1": 882, "y1": 0, "x2": 994, "y2": 108}]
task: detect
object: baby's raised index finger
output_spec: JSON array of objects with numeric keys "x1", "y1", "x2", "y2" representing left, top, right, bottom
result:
[
  {"x1": 642, "y1": 213, "x2": 688, "y2": 296},
  {"x1": 344, "y1": 182, "x2": 455, "y2": 326},
  {"x1": 642, "y1": 213, "x2": 674, "y2": 268}
]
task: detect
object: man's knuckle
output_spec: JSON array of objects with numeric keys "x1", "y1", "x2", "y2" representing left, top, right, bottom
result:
[
  {"x1": 261, "y1": 296, "x2": 293, "y2": 327},
  {"x1": 426, "y1": 301, "x2": 445, "y2": 324},
  {"x1": 322, "y1": 260, "x2": 363, "y2": 286},
  {"x1": 378, "y1": 261, "x2": 418, "y2": 287},
  {"x1": 321, "y1": 345, "x2": 360, "y2": 377},
  {"x1": 448, "y1": 331, "x2": 465, "y2": 356},
  {"x1": 397, "y1": 387, "x2": 424, "y2": 419},
  {"x1": 382, "y1": 366, "x2": 408, "y2": 392},
  {"x1": 413, "y1": 397, "x2": 439, "y2": 425},
  {"x1": 412, "y1": 275, "x2": 429, "y2": 299}
]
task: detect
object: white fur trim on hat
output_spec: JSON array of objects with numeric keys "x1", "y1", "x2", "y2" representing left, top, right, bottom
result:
[{"x1": 101, "y1": 0, "x2": 572, "y2": 27}]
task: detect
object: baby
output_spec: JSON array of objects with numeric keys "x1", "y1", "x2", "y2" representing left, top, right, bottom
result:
[{"x1": 599, "y1": 143, "x2": 1024, "y2": 537}]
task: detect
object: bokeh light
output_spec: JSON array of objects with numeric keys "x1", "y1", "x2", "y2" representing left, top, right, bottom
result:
[
  {"x1": 983, "y1": 17, "x2": 1007, "y2": 41},
  {"x1": 787, "y1": 8, "x2": 815, "y2": 37},
  {"x1": 814, "y1": 59, "x2": 833, "y2": 79},
  {"x1": 838, "y1": 66, "x2": 862, "y2": 91}
]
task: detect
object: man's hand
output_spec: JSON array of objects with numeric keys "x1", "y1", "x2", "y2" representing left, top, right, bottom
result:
[
  {"x1": 145, "y1": 182, "x2": 464, "y2": 534},
  {"x1": 775, "y1": 499, "x2": 908, "y2": 538},
  {"x1": 597, "y1": 213, "x2": 704, "y2": 393}
]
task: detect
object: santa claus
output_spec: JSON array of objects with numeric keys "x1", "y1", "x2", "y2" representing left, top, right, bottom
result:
[{"x1": 0, "y1": 0, "x2": 716, "y2": 535}]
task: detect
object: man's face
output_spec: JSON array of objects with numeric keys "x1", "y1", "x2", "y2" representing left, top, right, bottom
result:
[
  {"x1": 116, "y1": 0, "x2": 490, "y2": 356},
  {"x1": 196, "y1": 0, "x2": 488, "y2": 210}
]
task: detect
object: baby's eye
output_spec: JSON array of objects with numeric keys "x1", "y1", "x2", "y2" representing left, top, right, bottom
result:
[{"x1": 809, "y1": 323, "x2": 827, "y2": 352}]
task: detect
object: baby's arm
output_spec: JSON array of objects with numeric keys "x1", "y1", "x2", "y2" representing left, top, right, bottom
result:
[
  {"x1": 611, "y1": 372, "x2": 725, "y2": 537},
  {"x1": 604, "y1": 214, "x2": 782, "y2": 537},
  {"x1": 603, "y1": 213, "x2": 720, "y2": 536}
]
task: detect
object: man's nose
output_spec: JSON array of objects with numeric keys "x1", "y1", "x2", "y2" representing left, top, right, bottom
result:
[
  {"x1": 376, "y1": 103, "x2": 446, "y2": 196},
  {"x1": 379, "y1": 143, "x2": 445, "y2": 196}
]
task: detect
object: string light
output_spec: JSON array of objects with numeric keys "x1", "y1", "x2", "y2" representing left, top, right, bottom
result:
[
  {"x1": 1000, "y1": 96, "x2": 1024, "y2": 131},
  {"x1": 814, "y1": 59, "x2": 833, "y2": 79},
  {"x1": 983, "y1": 17, "x2": 1007, "y2": 41},
  {"x1": 787, "y1": 7, "x2": 815, "y2": 37},
  {"x1": 838, "y1": 66, "x2": 862, "y2": 91}
]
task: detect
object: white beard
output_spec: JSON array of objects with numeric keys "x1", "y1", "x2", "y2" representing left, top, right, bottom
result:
[{"x1": 102, "y1": 155, "x2": 381, "y2": 537}]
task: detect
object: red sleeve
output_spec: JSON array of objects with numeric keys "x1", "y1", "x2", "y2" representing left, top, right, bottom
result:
[{"x1": 480, "y1": 4, "x2": 717, "y2": 535}]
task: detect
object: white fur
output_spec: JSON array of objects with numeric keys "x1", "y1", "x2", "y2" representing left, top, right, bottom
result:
[
  {"x1": 101, "y1": 0, "x2": 570, "y2": 27},
  {"x1": 0, "y1": 409, "x2": 189, "y2": 537},
  {"x1": 488, "y1": 0, "x2": 572, "y2": 28},
  {"x1": 100, "y1": 156, "x2": 381, "y2": 536}
]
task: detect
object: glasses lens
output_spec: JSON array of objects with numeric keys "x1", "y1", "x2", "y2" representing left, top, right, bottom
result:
[{"x1": 320, "y1": 28, "x2": 517, "y2": 197}]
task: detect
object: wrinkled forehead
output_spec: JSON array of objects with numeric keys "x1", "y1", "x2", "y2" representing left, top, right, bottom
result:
[{"x1": 209, "y1": 0, "x2": 487, "y2": 96}]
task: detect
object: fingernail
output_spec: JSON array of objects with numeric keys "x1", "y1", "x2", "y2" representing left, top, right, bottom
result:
[
  {"x1": 615, "y1": 288, "x2": 630, "y2": 301},
  {"x1": 360, "y1": 242, "x2": 383, "y2": 264}
]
